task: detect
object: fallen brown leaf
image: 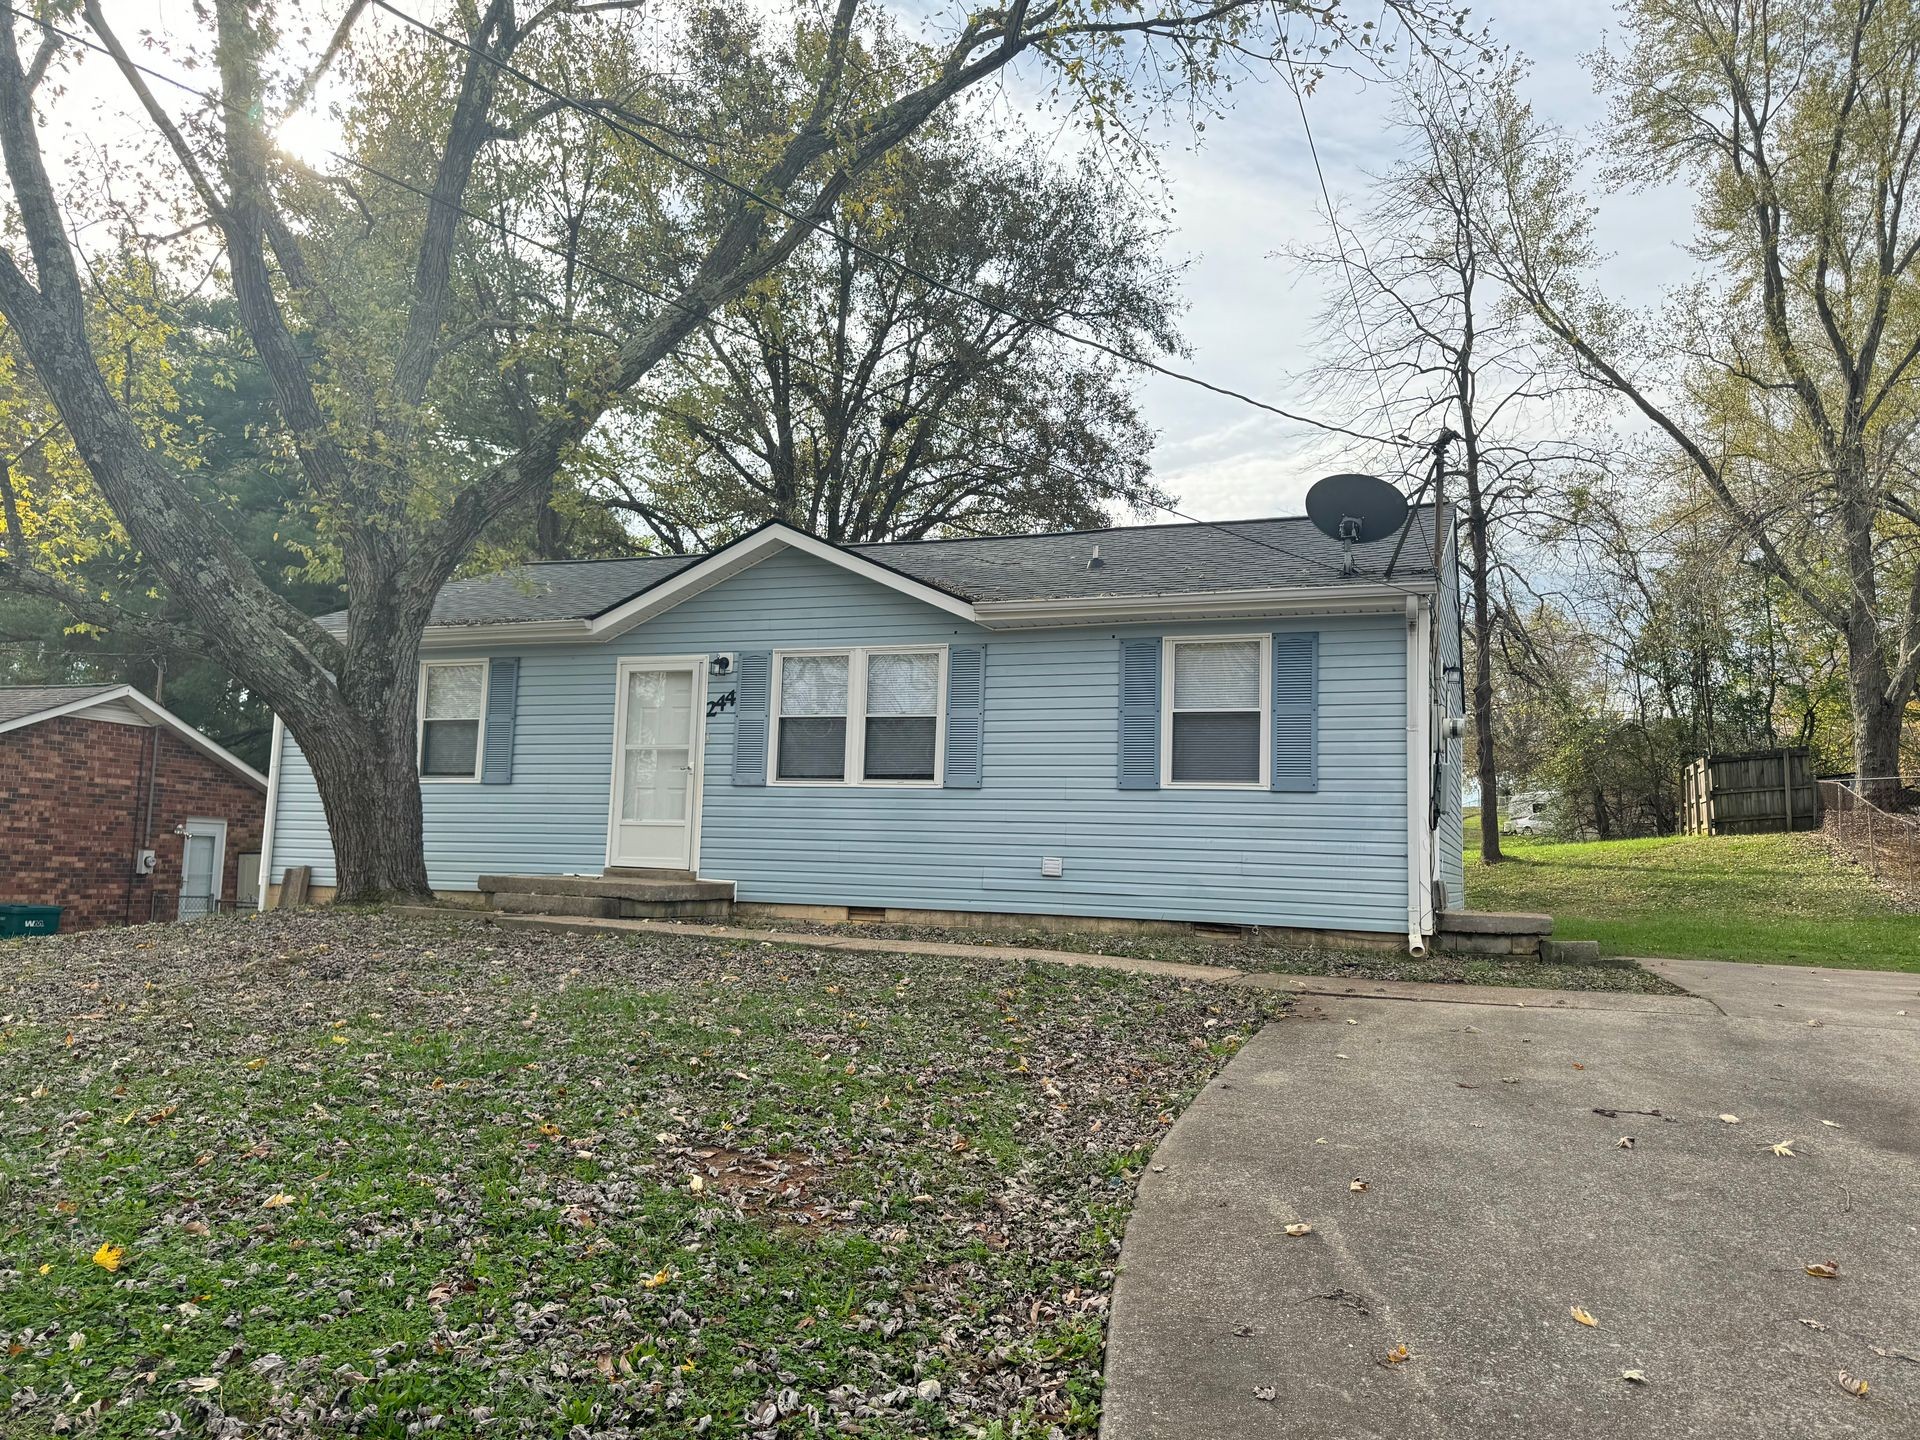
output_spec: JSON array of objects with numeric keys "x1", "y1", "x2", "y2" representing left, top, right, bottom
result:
[{"x1": 1570, "y1": 1306, "x2": 1598, "y2": 1327}]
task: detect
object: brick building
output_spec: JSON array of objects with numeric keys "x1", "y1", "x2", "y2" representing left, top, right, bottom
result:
[{"x1": 0, "y1": 685, "x2": 267, "y2": 931}]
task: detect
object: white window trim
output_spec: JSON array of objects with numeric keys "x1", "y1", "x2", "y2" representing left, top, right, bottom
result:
[
  {"x1": 417, "y1": 658, "x2": 490, "y2": 784},
  {"x1": 1161, "y1": 634, "x2": 1270, "y2": 790},
  {"x1": 768, "y1": 644, "x2": 948, "y2": 789}
]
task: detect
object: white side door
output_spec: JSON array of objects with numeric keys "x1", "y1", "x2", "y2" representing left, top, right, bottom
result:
[
  {"x1": 179, "y1": 818, "x2": 227, "y2": 919},
  {"x1": 608, "y1": 658, "x2": 704, "y2": 871}
]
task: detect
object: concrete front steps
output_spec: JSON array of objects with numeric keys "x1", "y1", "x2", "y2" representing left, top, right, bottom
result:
[
  {"x1": 474, "y1": 869, "x2": 735, "y2": 922},
  {"x1": 1436, "y1": 909, "x2": 1598, "y2": 964}
]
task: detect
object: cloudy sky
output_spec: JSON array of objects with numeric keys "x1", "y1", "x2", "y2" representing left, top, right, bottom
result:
[{"x1": 1124, "y1": 0, "x2": 1698, "y2": 522}]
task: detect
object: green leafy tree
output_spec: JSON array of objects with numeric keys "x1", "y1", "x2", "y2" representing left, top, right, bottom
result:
[
  {"x1": 1, "y1": 293, "x2": 337, "y2": 766},
  {"x1": 605, "y1": 120, "x2": 1179, "y2": 549}
]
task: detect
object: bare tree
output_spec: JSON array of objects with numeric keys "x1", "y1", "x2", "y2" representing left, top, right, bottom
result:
[
  {"x1": 0, "y1": 1, "x2": 1474, "y2": 899},
  {"x1": 1297, "y1": 61, "x2": 1598, "y2": 861}
]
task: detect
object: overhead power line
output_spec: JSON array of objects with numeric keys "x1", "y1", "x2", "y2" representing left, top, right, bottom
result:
[{"x1": 4, "y1": 6, "x2": 1438, "y2": 596}]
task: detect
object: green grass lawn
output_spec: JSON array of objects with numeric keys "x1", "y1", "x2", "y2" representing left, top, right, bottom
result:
[
  {"x1": 1467, "y1": 831, "x2": 1920, "y2": 970},
  {"x1": 0, "y1": 911, "x2": 1277, "y2": 1438}
]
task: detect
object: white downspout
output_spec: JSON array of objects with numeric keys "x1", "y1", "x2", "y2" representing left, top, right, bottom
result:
[
  {"x1": 1405, "y1": 595, "x2": 1433, "y2": 955},
  {"x1": 256, "y1": 715, "x2": 284, "y2": 913}
]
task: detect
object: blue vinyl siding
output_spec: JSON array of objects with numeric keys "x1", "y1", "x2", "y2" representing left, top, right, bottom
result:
[
  {"x1": 268, "y1": 545, "x2": 1412, "y2": 932},
  {"x1": 1435, "y1": 533, "x2": 1466, "y2": 908}
]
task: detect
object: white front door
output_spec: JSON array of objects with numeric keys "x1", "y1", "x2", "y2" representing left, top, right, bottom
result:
[
  {"x1": 609, "y1": 658, "x2": 703, "y2": 870},
  {"x1": 179, "y1": 818, "x2": 227, "y2": 920}
]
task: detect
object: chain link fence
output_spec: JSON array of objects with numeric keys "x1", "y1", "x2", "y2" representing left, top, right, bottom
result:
[{"x1": 1818, "y1": 779, "x2": 1920, "y2": 900}]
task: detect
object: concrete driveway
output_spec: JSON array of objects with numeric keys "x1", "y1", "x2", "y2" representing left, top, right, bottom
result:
[{"x1": 1103, "y1": 961, "x2": 1920, "y2": 1439}]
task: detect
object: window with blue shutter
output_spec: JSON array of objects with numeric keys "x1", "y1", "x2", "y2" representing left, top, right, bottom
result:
[
  {"x1": 480, "y1": 658, "x2": 519, "y2": 784},
  {"x1": 733, "y1": 651, "x2": 771, "y2": 786},
  {"x1": 944, "y1": 645, "x2": 985, "y2": 788},
  {"x1": 1117, "y1": 637, "x2": 1161, "y2": 790},
  {"x1": 1271, "y1": 631, "x2": 1318, "y2": 792}
]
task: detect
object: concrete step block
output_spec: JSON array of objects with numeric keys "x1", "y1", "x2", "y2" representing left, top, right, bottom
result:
[
  {"x1": 1542, "y1": 938, "x2": 1602, "y2": 964},
  {"x1": 1436, "y1": 909, "x2": 1554, "y2": 937}
]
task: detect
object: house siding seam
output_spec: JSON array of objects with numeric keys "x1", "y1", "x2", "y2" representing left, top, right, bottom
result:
[
  {"x1": 267, "y1": 546, "x2": 1411, "y2": 932},
  {"x1": 1, "y1": 716, "x2": 265, "y2": 930}
]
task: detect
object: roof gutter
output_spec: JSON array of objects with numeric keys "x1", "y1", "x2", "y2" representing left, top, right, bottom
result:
[
  {"x1": 414, "y1": 618, "x2": 597, "y2": 649},
  {"x1": 971, "y1": 581, "x2": 1431, "y2": 630}
]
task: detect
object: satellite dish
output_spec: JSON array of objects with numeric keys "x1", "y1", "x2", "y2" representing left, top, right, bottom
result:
[{"x1": 1305, "y1": 472, "x2": 1409, "y2": 575}]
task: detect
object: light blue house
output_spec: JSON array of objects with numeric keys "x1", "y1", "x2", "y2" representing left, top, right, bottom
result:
[{"x1": 262, "y1": 511, "x2": 1464, "y2": 950}]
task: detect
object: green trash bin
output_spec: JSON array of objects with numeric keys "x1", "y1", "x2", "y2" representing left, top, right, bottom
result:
[{"x1": 0, "y1": 904, "x2": 62, "y2": 937}]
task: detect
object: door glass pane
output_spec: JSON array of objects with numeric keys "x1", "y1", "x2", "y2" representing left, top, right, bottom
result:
[
  {"x1": 1173, "y1": 641, "x2": 1260, "y2": 709},
  {"x1": 867, "y1": 652, "x2": 938, "y2": 715},
  {"x1": 780, "y1": 654, "x2": 848, "y2": 716},
  {"x1": 622, "y1": 745, "x2": 689, "y2": 821},
  {"x1": 182, "y1": 835, "x2": 215, "y2": 895},
  {"x1": 625, "y1": 669, "x2": 693, "y2": 746},
  {"x1": 620, "y1": 669, "x2": 695, "y2": 822}
]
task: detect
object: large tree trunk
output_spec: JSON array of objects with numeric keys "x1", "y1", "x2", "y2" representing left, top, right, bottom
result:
[
  {"x1": 1847, "y1": 638, "x2": 1906, "y2": 809},
  {"x1": 275, "y1": 583, "x2": 436, "y2": 904},
  {"x1": 300, "y1": 719, "x2": 433, "y2": 901}
]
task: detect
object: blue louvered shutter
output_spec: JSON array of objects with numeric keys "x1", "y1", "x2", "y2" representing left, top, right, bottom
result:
[
  {"x1": 481, "y1": 658, "x2": 519, "y2": 784},
  {"x1": 944, "y1": 645, "x2": 985, "y2": 788},
  {"x1": 1117, "y1": 638, "x2": 1161, "y2": 790},
  {"x1": 1271, "y1": 631, "x2": 1318, "y2": 792},
  {"x1": 732, "y1": 651, "x2": 770, "y2": 786}
]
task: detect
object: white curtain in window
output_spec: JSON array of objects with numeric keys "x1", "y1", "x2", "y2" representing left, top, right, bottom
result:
[
  {"x1": 424, "y1": 663, "x2": 484, "y2": 719},
  {"x1": 781, "y1": 654, "x2": 849, "y2": 716},
  {"x1": 866, "y1": 652, "x2": 938, "y2": 715},
  {"x1": 1173, "y1": 641, "x2": 1260, "y2": 710}
]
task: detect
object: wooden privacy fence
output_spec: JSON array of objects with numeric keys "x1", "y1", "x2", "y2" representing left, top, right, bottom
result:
[
  {"x1": 1681, "y1": 748, "x2": 1820, "y2": 836},
  {"x1": 1819, "y1": 781, "x2": 1920, "y2": 899}
]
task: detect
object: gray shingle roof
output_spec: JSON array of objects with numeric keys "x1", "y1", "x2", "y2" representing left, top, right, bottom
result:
[
  {"x1": 0, "y1": 683, "x2": 123, "y2": 725},
  {"x1": 350, "y1": 510, "x2": 1438, "y2": 630},
  {"x1": 854, "y1": 510, "x2": 1437, "y2": 603}
]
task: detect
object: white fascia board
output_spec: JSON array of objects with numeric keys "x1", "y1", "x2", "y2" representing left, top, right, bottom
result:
[
  {"x1": 0, "y1": 683, "x2": 268, "y2": 790},
  {"x1": 971, "y1": 581, "x2": 1432, "y2": 629},
  {"x1": 586, "y1": 525, "x2": 977, "y2": 637}
]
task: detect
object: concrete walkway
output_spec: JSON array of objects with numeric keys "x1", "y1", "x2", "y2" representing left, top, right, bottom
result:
[
  {"x1": 1102, "y1": 959, "x2": 1920, "y2": 1440},
  {"x1": 396, "y1": 906, "x2": 1705, "y2": 1013}
]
